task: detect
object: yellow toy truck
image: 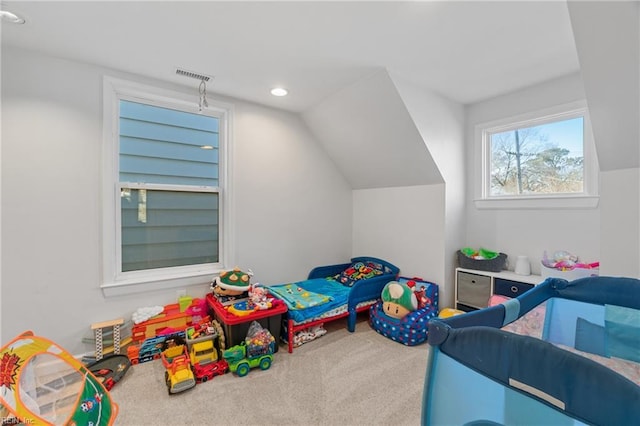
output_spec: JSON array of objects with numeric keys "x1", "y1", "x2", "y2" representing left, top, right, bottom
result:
[
  {"x1": 160, "y1": 344, "x2": 196, "y2": 394},
  {"x1": 189, "y1": 339, "x2": 217, "y2": 365},
  {"x1": 185, "y1": 321, "x2": 229, "y2": 383}
]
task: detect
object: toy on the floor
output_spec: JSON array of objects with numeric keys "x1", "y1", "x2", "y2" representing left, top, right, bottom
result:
[
  {"x1": 131, "y1": 299, "x2": 210, "y2": 342},
  {"x1": 132, "y1": 305, "x2": 164, "y2": 324},
  {"x1": 0, "y1": 331, "x2": 118, "y2": 425},
  {"x1": 185, "y1": 320, "x2": 229, "y2": 383},
  {"x1": 438, "y1": 308, "x2": 465, "y2": 318},
  {"x1": 381, "y1": 280, "x2": 418, "y2": 319},
  {"x1": 81, "y1": 319, "x2": 133, "y2": 365},
  {"x1": 370, "y1": 277, "x2": 439, "y2": 346},
  {"x1": 91, "y1": 318, "x2": 125, "y2": 362},
  {"x1": 86, "y1": 354, "x2": 131, "y2": 391},
  {"x1": 292, "y1": 325, "x2": 327, "y2": 347},
  {"x1": 222, "y1": 321, "x2": 275, "y2": 377},
  {"x1": 127, "y1": 297, "x2": 213, "y2": 365},
  {"x1": 161, "y1": 339, "x2": 196, "y2": 395}
]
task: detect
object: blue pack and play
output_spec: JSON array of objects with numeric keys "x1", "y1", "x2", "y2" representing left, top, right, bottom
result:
[
  {"x1": 422, "y1": 276, "x2": 640, "y2": 426},
  {"x1": 369, "y1": 277, "x2": 439, "y2": 346}
]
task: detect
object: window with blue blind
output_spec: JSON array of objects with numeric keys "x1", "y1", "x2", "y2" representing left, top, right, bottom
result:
[{"x1": 118, "y1": 100, "x2": 221, "y2": 273}]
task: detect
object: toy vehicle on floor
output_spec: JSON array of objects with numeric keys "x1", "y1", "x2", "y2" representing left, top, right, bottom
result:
[
  {"x1": 127, "y1": 331, "x2": 187, "y2": 365},
  {"x1": 161, "y1": 344, "x2": 196, "y2": 394},
  {"x1": 222, "y1": 341, "x2": 274, "y2": 377},
  {"x1": 189, "y1": 339, "x2": 217, "y2": 366},
  {"x1": 184, "y1": 321, "x2": 229, "y2": 383},
  {"x1": 193, "y1": 359, "x2": 228, "y2": 382}
]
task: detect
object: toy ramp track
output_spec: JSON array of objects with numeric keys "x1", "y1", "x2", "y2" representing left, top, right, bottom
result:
[{"x1": 0, "y1": 331, "x2": 118, "y2": 426}]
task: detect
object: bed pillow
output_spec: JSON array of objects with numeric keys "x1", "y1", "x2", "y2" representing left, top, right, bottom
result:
[
  {"x1": 335, "y1": 261, "x2": 385, "y2": 287},
  {"x1": 605, "y1": 304, "x2": 640, "y2": 363},
  {"x1": 574, "y1": 317, "x2": 606, "y2": 357}
]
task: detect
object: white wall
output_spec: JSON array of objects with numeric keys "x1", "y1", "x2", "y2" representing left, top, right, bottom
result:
[
  {"x1": 352, "y1": 184, "x2": 445, "y2": 285},
  {"x1": 305, "y1": 69, "x2": 465, "y2": 307},
  {"x1": 302, "y1": 70, "x2": 442, "y2": 189},
  {"x1": 1, "y1": 47, "x2": 352, "y2": 352},
  {"x1": 465, "y1": 73, "x2": 601, "y2": 275},
  {"x1": 568, "y1": 0, "x2": 639, "y2": 171},
  {"x1": 599, "y1": 168, "x2": 640, "y2": 278},
  {"x1": 304, "y1": 69, "x2": 461, "y2": 305},
  {"x1": 390, "y1": 74, "x2": 466, "y2": 308}
]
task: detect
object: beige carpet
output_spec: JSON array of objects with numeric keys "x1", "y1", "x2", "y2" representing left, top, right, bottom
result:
[{"x1": 110, "y1": 315, "x2": 428, "y2": 425}]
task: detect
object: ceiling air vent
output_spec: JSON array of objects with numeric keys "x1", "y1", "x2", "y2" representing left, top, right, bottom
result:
[{"x1": 176, "y1": 68, "x2": 213, "y2": 82}]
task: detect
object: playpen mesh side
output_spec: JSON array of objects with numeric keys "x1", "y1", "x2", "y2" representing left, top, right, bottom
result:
[
  {"x1": 423, "y1": 350, "x2": 588, "y2": 426},
  {"x1": 422, "y1": 325, "x2": 640, "y2": 426}
]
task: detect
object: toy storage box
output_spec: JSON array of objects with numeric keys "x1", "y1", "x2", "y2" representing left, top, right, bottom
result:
[{"x1": 206, "y1": 294, "x2": 286, "y2": 352}]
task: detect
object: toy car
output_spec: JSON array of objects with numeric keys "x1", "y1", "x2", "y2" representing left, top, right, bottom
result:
[{"x1": 192, "y1": 359, "x2": 228, "y2": 383}]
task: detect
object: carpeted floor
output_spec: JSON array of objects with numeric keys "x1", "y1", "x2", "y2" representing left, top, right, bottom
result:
[{"x1": 110, "y1": 315, "x2": 429, "y2": 425}]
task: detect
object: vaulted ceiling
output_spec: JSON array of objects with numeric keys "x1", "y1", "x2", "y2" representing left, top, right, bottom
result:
[
  {"x1": 3, "y1": 1, "x2": 637, "y2": 173},
  {"x1": 2, "y1": 1, "x2": 580, "y2": 112}
]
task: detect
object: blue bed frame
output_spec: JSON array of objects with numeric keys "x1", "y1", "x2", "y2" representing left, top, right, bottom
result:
[
  {"x1": 422, "y1": 276, "x2": 640, "y2": 426},
  {"x1": 283, "y1": 256, "x2": 399, "y2": 353}
]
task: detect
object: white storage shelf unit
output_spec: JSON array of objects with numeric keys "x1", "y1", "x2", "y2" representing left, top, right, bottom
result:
[{"x1": 455, "y1": 267, "x2": 543, "y2": 312}]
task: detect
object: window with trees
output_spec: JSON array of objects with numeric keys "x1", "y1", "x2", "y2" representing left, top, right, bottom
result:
[{"x1": 476, "y1": 102, "x2": 598, "y2": 209}]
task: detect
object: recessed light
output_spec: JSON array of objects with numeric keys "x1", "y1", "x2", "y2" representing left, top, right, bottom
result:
[
  {"x1": 0, "y1": 10, "x2": 25, "y2": 24},
  {"x1": 270, "y1": 87, "x2": 288, "y2": 97}
]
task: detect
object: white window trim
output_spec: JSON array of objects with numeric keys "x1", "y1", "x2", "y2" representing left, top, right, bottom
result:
[
  {"x1": 101, "y1": 76, "x2": 235, "y2": 297},
  {"x1": 474, "y1": 100, "x2": 599, "y2": 210}
]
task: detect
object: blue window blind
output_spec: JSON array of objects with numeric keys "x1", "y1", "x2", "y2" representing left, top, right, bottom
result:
[{"x1": 119, "y1": 100, "x2": 220, "y2": 272}]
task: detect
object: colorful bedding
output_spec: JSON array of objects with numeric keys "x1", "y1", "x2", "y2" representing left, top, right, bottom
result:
[
  {"x1": 269, "y1": 257, "x2": 400, "y2": 353},
  {"x1": 268, "y1": 278, "x2": 351, "y2": 324}
]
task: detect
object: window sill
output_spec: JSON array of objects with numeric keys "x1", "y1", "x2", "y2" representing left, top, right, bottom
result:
[
  {"x1": 474, "y1": 195, "x2": 599, "y2": 210},
  {"x1": 101, "y1": 269, "x2": 218, "y2": 297}
]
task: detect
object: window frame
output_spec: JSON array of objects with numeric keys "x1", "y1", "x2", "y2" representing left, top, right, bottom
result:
[
  {"x1": 474, "y1": 101, "x2": 599, "y2": 210},
  {"x1": 101, "y1": 76, "x2": 234, "y2": 296}
]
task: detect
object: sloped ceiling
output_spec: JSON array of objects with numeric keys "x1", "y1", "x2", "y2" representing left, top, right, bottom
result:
[
  {"x1": 1, "y1": 1, "x2": 579, "y2": 113},
  {"x1": 302, "y1": 70, "x2": 443, "y2": 189},
  {"x1": 568, "y1": 1, "x2": 639, "y2": 171},
  {"x1": 3, "y1": 1, "x2": 635, "y2": 184}
]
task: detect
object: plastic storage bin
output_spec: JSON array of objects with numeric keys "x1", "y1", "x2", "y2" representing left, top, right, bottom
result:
[{"x1": 206, "y1": 294, "x2": 286, "y2": 352}]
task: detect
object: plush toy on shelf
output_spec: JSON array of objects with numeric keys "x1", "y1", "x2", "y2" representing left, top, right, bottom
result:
[{"x1": 381, "y1": 281, "x2": 418, "y2": 319}]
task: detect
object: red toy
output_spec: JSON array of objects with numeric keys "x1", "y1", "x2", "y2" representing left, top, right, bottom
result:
[{"x1": 193, "y1": 360, "x2": 228, "y2": 383}]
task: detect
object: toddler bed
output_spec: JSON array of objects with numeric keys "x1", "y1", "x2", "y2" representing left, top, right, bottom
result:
[
  {"x1": 422, "y1": 276, "x2": 640, "y2": 426},
  {"x1": 268, "y1": 256, "x2": 399, "y2": 353}
]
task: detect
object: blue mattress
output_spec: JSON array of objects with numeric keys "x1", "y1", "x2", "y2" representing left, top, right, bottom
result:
[{"x1": 268, "y1": 278, "x2": 351, "y2": 324}]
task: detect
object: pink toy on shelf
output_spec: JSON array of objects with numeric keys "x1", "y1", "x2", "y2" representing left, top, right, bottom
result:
[{"x1": 542, "y1": 250, "x2": 599, "y2": 271}]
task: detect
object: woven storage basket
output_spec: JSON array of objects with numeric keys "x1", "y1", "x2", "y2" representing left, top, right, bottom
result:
[{"x1": 457, "y1": 250, "x2": 507, "y2": 272}]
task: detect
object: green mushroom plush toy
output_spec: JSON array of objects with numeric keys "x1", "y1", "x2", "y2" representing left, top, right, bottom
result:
[{"x1": 381, "y1": 281, "x2": 418, "y2": 319}]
